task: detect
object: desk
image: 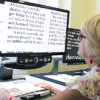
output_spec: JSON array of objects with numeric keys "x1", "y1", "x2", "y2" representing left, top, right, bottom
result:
[
  {"x1": 23, "y1": 75, "x2": 66, "y2": 91},
  {"x1": 14, "y1": 75, "x2": 66, "y2": 100}
]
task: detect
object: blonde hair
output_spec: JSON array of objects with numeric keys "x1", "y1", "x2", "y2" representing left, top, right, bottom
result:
[{"x1": 81, "y1": 14, "x2": 100, "y2": 65}]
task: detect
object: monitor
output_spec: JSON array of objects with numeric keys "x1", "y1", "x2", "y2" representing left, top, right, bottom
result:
[
  {"x1": 0, "y1": 0, "x2": 69, "y2": 70},
  {"x1": 63, "y1": 28, "x2": 85, "y2": 64},
  {"x1": 0, "y1": 0, "x2": 69, "y2": 56}
]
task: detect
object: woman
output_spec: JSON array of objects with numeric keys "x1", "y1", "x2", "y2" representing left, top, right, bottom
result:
[
  {"x1": 35, "y1": 14, "x2": 100, "y2": 100},
  {"x1": 0, "y1": 14, "x2": 100, "y2": 100}
]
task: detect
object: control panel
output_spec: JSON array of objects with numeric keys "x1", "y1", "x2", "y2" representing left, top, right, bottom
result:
[{"x1": 17, "y1": 56, "x2": 52, "y2": 65}]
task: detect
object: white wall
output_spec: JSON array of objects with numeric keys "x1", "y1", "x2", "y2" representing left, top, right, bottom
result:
[{"x1": 59, "y1": 0, "x2": 71, "y2": 10}]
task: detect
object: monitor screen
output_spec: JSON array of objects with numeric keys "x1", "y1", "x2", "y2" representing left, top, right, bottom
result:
[
  {"x1": 0, "y1": 0, "x2": 69, "y2": 56},
  {"x1": 63, "y1": 28, "x2": 85, "y2": 63}
]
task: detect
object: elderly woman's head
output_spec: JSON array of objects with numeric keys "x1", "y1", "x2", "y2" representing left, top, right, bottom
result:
[{"x1": 80, "y1": 14, "x2": 100, "y2": 65}]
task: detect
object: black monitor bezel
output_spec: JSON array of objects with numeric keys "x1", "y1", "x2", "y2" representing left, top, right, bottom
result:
[
  {"x1": 0, "y1": 0, "x2": 70, "y2": 57},
  {"x1": 63, "y1": 28, "x2": 85, "y2": 63}
]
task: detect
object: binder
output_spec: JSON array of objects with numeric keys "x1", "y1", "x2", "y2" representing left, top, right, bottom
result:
[{"x1": 0, "y1": 80, "x2": 50, "y2": 100}]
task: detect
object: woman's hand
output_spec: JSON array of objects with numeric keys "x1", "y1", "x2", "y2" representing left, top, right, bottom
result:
[
  {"x1": 34, "y1": 82, "x2": 52, "y2": 90},
  {"x1": 0, "y1": 88, "x2": 10, "y2": 100},
  {"x1": 34, "y1": 82, "x2": 62, "y2": 94},
  {"x1": 0, "y1": 88, "x2": 21, "y2": 100}
]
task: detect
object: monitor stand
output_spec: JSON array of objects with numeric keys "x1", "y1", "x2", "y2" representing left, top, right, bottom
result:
[
  {"x1": 0, "y1": 57, "x2": 25, "y2": 81},
  {"x1": 0, "y1": 64, "x2": 25, "y2": 81}
]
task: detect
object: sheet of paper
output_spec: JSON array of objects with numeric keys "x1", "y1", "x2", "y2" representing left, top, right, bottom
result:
[
  {"x1": 44, "y1": 74, "x2": 80, "y2": 83},
  {"x1": 0, "y1": 80, "x2": 45, "y2": 96}
]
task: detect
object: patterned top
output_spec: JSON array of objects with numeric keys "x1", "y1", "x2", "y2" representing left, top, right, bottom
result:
[{"x1": 66, "y1": 65, "x2": 100, "y2": 100}]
